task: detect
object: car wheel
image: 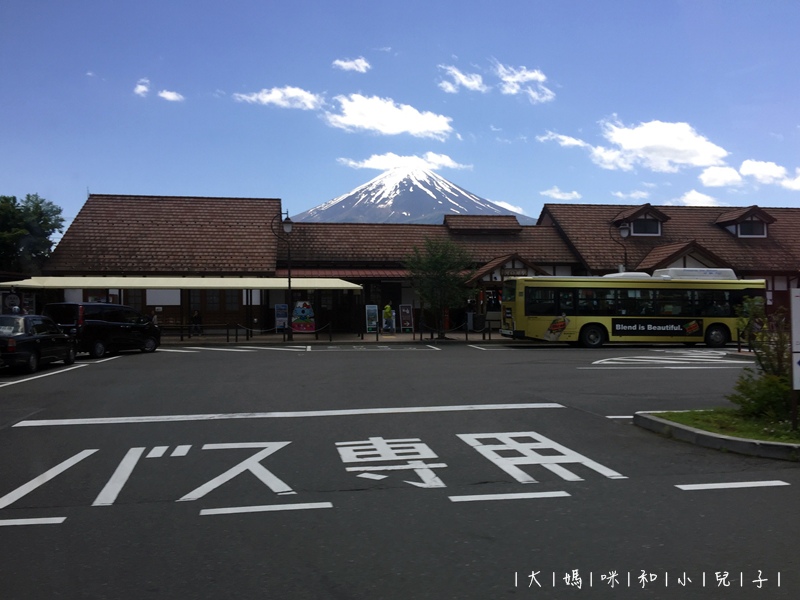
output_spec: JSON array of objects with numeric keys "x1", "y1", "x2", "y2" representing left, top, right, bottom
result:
[
  {"x1": 579, "y1": 324, "x2": 606, "y2": 348},
  {"x1": 90, "y1": 340, "x2": 107, "y2": 359},
  {"x1": 64, "y1": 345, "x2": 76, "y2": 365},
  {"x1": 705, "y1": 325, "x2": 729, "y2": 348},
  {"x1": 24, "y1": 352, "x2": 39, "y2": 374},
  {"x1": 141, "y1": 337, "x2": 158, "y2": 353}
]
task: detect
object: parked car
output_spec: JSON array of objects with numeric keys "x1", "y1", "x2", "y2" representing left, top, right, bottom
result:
[
  {"x1": 0, "y1": 314, "x2": 76, "y2": 373},
  {"x1": 42, "y1": 302, "x2": 160, "y2": 358}
]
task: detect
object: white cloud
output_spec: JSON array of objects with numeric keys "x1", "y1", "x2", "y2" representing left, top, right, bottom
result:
[
  {"x1": 332, "y1": 57, "x2": 371, "y2": 73},
  {"x1": 612, "y1": 190, "x2": 650, "y2": 200},
  {"x1": 492, "y1": 200, "x2": 527, "y2": 215},
  {"x1": 536, "y1": 131, "x2": 588, "y2": 148},
  {"x1": 338, "y1": 152, "x2": 470, "y2": 171},
  {"x1": 780, "y1": 168, "x2": 800, "y2": 191},
  {"x1": 539, "y1": 119, "x2": 729, "y2": 174},
  {"x1": 494, "y1": 62, "x2": 555, "y2": 104},
  {"x1": 158, "y1": 90, "x2": 185, "y2": 102},
  {"x1": 325, "y1": 94, "x2": 453, "y2": 140},
  {"x1": 232, "y1": 86, "x2": 324, "y2": 110},
  {"x1": 134, "y1": 78, "x2": 150, "y2": 97},
  {"x1": 668, "y1": 189, "x2": 724, "y2": 207},
  {"x1": 699, "y1": 166, "x2": 743, "y2": 187},
  {"x1": 438, "y1": 65, "x2": 489, "y2": 93},
  {"x1": 601, "y1": 120, "x2": 728, "y2": 173},
  {"x1": 739, "y1": 159, "x2": 787, "y2": 184},
  {"x1": 539, "y1": 186, "x2": 581, "y2": 200}
]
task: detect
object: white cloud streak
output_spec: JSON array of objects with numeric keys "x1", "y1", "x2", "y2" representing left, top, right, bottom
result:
[
  {"x1": 325, "y1": 94, "x2": 453, "y2": 140},
  {"x1": 233, "y1": 86, "x2": 324, "y2": 110},
  {"x1": 134, "y1": 78, "x2": 150, "y2": 97},
  {"x1": 158, "y1": 90, "x2": 185, "y2": 102},
  {"x1": 332, "y1": 57, "x2": 371, "y2": 73},
  {"x1": 699, "y1": 166, "x2": 742, "y2": 187},
  {"x1": 539, "y1": 186, "x2": 581, "y2": 200},
  {"x1": 338, "y1": 152, "x2": 470, "y2": 171},
  {"x1": 494, "y1": 62, "x2": 555, "y2": 104},
  {"x1": 739, "y1": 159, "x2": 787, "y2": 184},
  {"x1": 438, "y1": 65, "x2": 489, "y2": 93},
  {"x1": 667, "y1": 189, "x2": 724, "y2": 207}
]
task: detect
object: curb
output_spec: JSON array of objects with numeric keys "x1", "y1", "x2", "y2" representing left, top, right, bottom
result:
[{"x1": 634, "y1": 411, "x2": 800, "y2": 461}]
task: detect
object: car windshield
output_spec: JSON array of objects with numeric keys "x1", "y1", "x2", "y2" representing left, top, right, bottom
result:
[{"x1": 0, "y1": 316, "x2": 25, "y2": 335}]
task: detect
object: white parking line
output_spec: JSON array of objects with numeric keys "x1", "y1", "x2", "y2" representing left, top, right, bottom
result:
[
  {"x1": 183, "y1": 347, "x2": 254, "y2": 352},
  {"x1": 449, "y1": 491, "x2": 571, "y2": 502},
  {"x1": 14, "y1": 402, "x2": 565, "y2": 427},
  {"x1": 158, "y1": 348, "x2": 200, "y2": 353},
  {"x1": 0, "y1": 364, "x2": 88, "y2": 388},
  {"x1": 235, "y1": 346, "x2": 309, "y2": 352},
  {"x1": 0, "y1": 517, "x2": 67, "y2": 527},
  {"x1": 200, "y1": 502, "x2": 333, "y2": 516},
  {"x1": 676, "y1": 480, "x2": 790, "y2": 491}
]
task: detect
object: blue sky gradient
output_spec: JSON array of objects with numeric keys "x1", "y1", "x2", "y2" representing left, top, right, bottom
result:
[{"x1": 2, "y1": 1, "x2": 799, "y2": 226}]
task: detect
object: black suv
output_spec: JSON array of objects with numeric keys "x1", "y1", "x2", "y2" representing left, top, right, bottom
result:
[{"x1": 43, "y1": 302, "x2": 160, "y2": 358}]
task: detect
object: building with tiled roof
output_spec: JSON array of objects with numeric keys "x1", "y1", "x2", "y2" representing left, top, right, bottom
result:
[{"x1": 21, "y1": 194, "x2": 800, "y2": 331}]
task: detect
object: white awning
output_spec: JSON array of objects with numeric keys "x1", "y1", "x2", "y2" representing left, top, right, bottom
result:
[{"x1": 2, "y1": 276, "x2": 361, "y2": 290}]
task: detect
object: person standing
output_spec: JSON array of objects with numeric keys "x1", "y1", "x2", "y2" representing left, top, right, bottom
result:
[
  {"x1": 383, "y1": 300, "x2": 395, "y2": 334},
  {"x1": 189, "y1": 310, "x2": 203, "y2": 336}
]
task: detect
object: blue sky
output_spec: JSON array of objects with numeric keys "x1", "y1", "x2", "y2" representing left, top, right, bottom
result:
[{"x1": 2, "y1": 1, "x2": 799, "y2": 228}]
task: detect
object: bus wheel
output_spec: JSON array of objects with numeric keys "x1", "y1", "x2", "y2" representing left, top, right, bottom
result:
[
  {"x1": 580, "y1": 324, "x2": 606, "y2": 348},
  {"x1": 705, "y1": 325, "x2": 729, "y2": 348}
]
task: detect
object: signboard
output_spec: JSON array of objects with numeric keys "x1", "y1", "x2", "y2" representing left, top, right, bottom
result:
[
  {"x1": 399, "y1": 304, "x2": 414, "y2": 333},
  {"x1": 792, "y1": 290, "x2": 800, "y2": 391},
  {"x1": 291, "y1": 300, "x2": 315, "y2": 332},
  {"x1": 611, "y1": 318, "x2": 703, "y2": 337},
  {"x1": 275, "y1": 304, "x2": 288, "y2": 331},
  {"x1": 365, "y1": 305, "x2": 379, "y2": 333}
]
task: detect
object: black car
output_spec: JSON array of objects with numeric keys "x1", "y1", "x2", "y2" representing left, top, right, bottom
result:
[
  {"x1": 42, "y1": 302, "x2": 160, "y2": 358},
  {"x1": 0, "y1": 314, "x2": 76, "y2": 373}
]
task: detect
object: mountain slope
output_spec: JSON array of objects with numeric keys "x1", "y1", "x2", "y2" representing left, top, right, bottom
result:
[{"x1": 293, "y1": 168, "x2": 534, "y2": 224}]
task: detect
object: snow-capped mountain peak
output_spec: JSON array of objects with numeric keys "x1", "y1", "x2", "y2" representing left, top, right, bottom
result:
[{"x1": 293, "y1": 168, "x2": 531, "y2": 224}]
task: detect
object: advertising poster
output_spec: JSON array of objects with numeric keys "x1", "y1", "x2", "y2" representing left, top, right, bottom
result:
[
  {"x1": 399, "y1": 304, "x2": 414, "y2": 333},
  {"x1": 365, "y1": 305, "x2": 379, "y2": 333},
  {"x1": 292, "y1": 300, "x2": 315, "y2": 332},
  {"x1": 275, "y1": 304, "x2": 288, "y2": 331}
]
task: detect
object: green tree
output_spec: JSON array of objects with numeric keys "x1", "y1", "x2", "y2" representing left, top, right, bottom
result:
[
  {"x1": 728, "y1": 297, "x2": 793, "y2": 424},
  {"x1": 406, "y1": 237, "x2": 475, "y2": 338},
  {"x1": 0, "y1": 194, "x2": 64, "y2": 274}
]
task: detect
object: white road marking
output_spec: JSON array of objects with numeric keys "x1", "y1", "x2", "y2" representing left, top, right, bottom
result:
[
  {"x1": 171, "y1": 445, "x2": 192, "y2": 457},
  {"x1": 449, "y1": 491, "x2": 570, "y2": 502},
  {"x1": 183, "y1": 346, "x2": 254, "y2": 352},
  {"x1": 606, "y1": 415, "x2": 634, "y2": 419},
  {"x1": 14, "y1": 403, "x2": 564, "y2": 427},
  {"x1": 235, "y1": 346, "x2": 308, "y2": 352},
  {"x1": 95, "y1": 356, "x2": 122, "y2": 363},
  {"x1": 200, "y1": 502, "x2": 333, "y2": 516},
  {"x1": 676, "y1": 480, "x2": 790, "y2": 491},
  {"x1": 157, "y1": 348, "x2": 200, "y2": 353},
  {"x1": 0, "y1": 517, "x2": 67, "y2": 526},
  {"x1": 580, "y1": 366, "x2": 746, "y2": 370},
  {"x1": 0, "y1": 364, "x2": 88, "y2": 388},
  {"x1": 93, "y1": 447, "x2": 146, "y2": 506},
  {"x1": 0, "y1": 449, "x2": 98, "y2": 509}
]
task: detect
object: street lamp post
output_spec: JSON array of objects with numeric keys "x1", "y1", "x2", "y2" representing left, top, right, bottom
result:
[
  {"x1": 271, "y1": 211, "x2": 294, "y2": 341},
  {"x1": 610, "y1": 221, "x2": 631, "y2": 272}
]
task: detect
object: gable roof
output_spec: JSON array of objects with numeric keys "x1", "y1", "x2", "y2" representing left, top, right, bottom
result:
[
  {"x1": 541, "y1": 203, "x2": 800, "y2": 274},
  {"x1": 635, "y1": 240, "x2": 733, "y2": 271},
  {"x1": 46, "y1": 194, "x2": 282, "y2": 276},
  {"x1": 714, "y1": 205, "x2": 776, "y2": 225},
  {"x1": 612, "y1": 203, "x2": 671, "y2": 225}
]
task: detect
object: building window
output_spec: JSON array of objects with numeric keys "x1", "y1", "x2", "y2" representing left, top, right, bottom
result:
[
  {"x1": 631, "y1": 217, "x2": 661, "y2": 236},
  {"x1": 738, "y1": 219, "x2": 766, "y2": 238}
]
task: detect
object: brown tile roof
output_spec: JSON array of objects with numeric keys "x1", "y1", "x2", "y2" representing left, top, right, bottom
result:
[
  {"x1": 714, "y1": 205, "x2": 776, "y2": 225},
  {"x1": 636, "y1": 241, "x2": 732, "y2": 271},
  {"x1": 281, "y1": 219, "x2": 578, "y2": 269},
  {"x1": 541, "y1": 203, "x2": 800, "y2": 275},
  {"x1": 46, "y1": 194, "x2": 282, "y2": 275},
  {"x1": 443, "y1": 214, "x2": 523, "y2": 233}
]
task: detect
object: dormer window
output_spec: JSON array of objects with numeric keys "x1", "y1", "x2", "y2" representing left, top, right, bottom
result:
[
  {"x1": 631, "y1": 216, "x2": 661, "y2": 236},
  {"x1": 737, "y1": 218, "x2": 766, "y2": 238}
]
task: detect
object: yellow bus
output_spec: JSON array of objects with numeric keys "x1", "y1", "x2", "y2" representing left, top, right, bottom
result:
[{"x1": 499, "y1": 268, "x2": 766, "y2": 348}]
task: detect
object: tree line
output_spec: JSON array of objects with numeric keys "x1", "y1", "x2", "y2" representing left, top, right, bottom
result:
[{"x1": 0, "y1": 194, "x2": 64, "y2": 275}]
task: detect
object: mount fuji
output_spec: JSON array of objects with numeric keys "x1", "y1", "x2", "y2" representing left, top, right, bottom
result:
[{"x1": 292, "y1": 168, "x2": 535, "y2": 224}]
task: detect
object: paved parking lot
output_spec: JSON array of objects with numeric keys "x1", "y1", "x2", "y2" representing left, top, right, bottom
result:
[{"x1": 1, "y1": 344, "x2": 797, "y2": 599}]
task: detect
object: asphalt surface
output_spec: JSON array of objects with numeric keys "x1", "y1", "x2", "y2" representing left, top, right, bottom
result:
[{"x1": 1, "y1": 343, "x2": 798, "y2": 599}]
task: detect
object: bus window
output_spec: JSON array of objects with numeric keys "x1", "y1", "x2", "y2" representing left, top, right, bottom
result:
[
  {"x1": 655, "y1": 289, "x2": 694, "y2": 316},
  {"x1": 525, "y1": 288, "x2": 557, "y2": 316},
  {"x1": 698, "y1": 290, "x2": 732, "y2": 316},
  {"x1": 578, "y1": 288, "x2": 617, "y2": 316},
  {"x1": 558, "y1": 290, "x2": 576, "y2": 315},
  {"x1": 620, "y1": 289, "x2": 655, "y2": 315}
]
